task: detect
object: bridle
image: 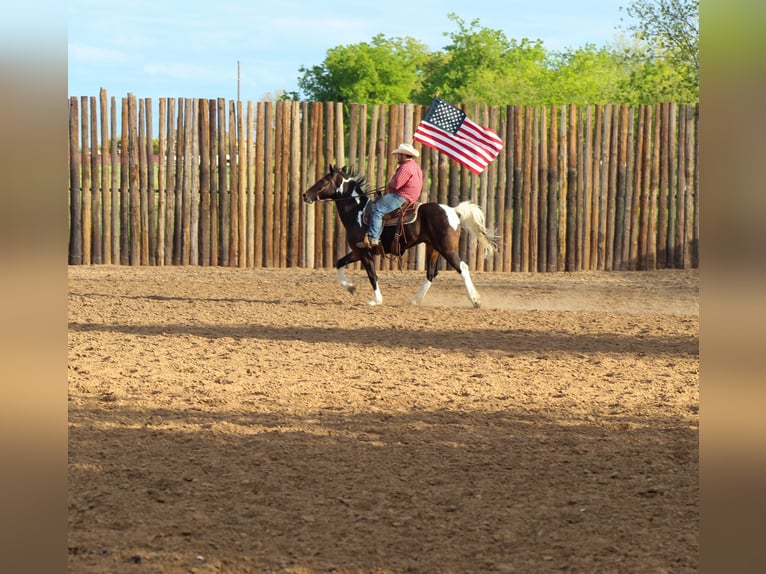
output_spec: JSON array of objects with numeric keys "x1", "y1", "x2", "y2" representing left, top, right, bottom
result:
[{"x1": 311, "y1": 171, "x2": 383, "y2": 203}]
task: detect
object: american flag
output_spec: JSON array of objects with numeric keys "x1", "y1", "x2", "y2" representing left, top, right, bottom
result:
[{"x1": 413, "y1": 97, "x2": 504, "y2": 174}]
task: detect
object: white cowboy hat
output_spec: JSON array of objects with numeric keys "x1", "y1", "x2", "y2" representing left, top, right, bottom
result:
[{"x1": 391, "y1": 142, "x2": 420, "y2": 157}]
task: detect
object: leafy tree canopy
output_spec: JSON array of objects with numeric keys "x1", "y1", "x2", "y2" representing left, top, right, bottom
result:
[{"x1": 294, "y1": 3, "x2": 698, "y2": 105}]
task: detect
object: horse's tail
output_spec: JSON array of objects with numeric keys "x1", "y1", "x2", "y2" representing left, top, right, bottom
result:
[{"x1": 454, "y1": 201, "x2": 498, "y2": 257}]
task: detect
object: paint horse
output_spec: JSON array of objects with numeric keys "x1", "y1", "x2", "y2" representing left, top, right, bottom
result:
[{"x1": 303, "y1": 165, "x2": 497, "y2": 307}]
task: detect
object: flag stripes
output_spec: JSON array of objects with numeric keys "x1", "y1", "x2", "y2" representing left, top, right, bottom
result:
[{"x1": 414, "y1": 98, "x2": 504, "y2": 174}]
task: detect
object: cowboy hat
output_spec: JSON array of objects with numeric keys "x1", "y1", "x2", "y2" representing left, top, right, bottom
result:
[{"x1": 391, "y1": 142, "x2": 420, "y2": 157}]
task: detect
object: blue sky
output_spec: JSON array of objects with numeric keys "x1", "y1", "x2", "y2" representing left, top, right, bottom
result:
[{"x1": 68, "y1": 0, "x2": 633, "y2": 102}]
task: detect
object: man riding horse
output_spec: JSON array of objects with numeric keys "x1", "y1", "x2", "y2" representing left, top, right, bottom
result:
[{"x1": 357, "y1": 142, "x2": 423, "y2": 249}]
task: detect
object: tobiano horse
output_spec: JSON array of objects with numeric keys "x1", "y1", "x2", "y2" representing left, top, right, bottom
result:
[{"x1": 303, "y1": 165, "x2": 497, "y2": 308}]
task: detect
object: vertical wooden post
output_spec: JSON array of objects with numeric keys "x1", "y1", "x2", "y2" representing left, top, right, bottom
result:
[
  {"x1": 582, "y1": 106, "x2": 593, "y2": 270},
  {"x1": 538, "y1": 106, "x2": 549, "y2": 272},
  {"x1": 647, "y1": 103, "x2": 661, "y2": 270},
  {"x1": 198, "y1": 99, "x2": 211, "y2": 265},
  {"x1": 128, "y1": 94, "x2": 140, "y2": 265},
  {"x1": 566, "y1": 105, "x2": 578, "y2": 271},
  {"x1": 217, "y1": 98, "x2": 229, "y2": 266},
  {"x1": 208, "y1": 100, "x2": 219, "y2": 266},
  {"x1": 502, "y1": 105, "x2": 515, "y2": 272},
  {"x1": 675, "y1": 103, "x2": 687, "y2": 269},
  {"x1": 157, "y1": 98, "x2": 167, "y2": 266},
  {"x1": 255, "y1": 101, "x2": 266, "y2": 268},
  {"x1": 68, "y1": 97, "x2": 82, "y2": 265},
  {"x1": 657, "y1": 102, "x2": 670, "y2": 268},
  {"x1": 310, "y1": 102, "x2": 323, "y2": 269},
  {"x1": 110, "y1": 97, "x2": 120, "y2": 264},
  {"x1": 545, "y1": 106, "x2": 563, "y2": 271},
  {"x1": 99, "y1": 89, "x2": 110, "y2": 264},
  {"x1": 228, "y1": 100, "x2": 239, "y2": 266},
  {"x1": 164, "y1": 98, "x2": 177, "y2": 265},
  {"x1": 182, "y1": 98, "x2": 195, "y2": 264},
  {"x1": 605, "y1": 105, "x2": 619, "y2": 271},
  {"x1": 323, "y1": 101, "x2": 335, "y2": 269},
  {"x1": 589, "y1": 106, "x2": 601, "y2": 269},
  {"x1": 80, "y1": 96, "x2": 92, "y2": 265},
  {"x1": 247, "y1": 101, "x2": 256, "y2": 268},
  {"x1": 667, "y1": 102, "x2": 678, "y2": 267},
  {"x1": 263, "y1": 101, "x2": 275, "y2": 268},
  {"x1": 685, "y1": 104, "x2": 698, "y2": 268},
  {"x1": 512, "y1": 107, "x2": 524, "y2": 272},
  {"x1": 172, "y1": 99, "x2": 184, "y2": 264},
  {"x1": 638, "y1": 105, "x2": 652, "y2": 269},
  {"x1": 598, "y1": 104, "x2": 614, "y2": 271},
  {"x1": 189, "y1": 99, "x2": 200, "y2": 266},
  {"x1": 237, "y1": 100, "x2": 247, "y2": 268},
  {"x1": 300, "y1": 101, "x2": 311, "y2": 268},
  {"x1": 273, "y1": 102, "x2": 284, "y2": 267},
  {"x1": 145, "y1": 99, "x2": 155, "y2": 265},
  {"x1": 120, "y1": 98, "x2": 130, "y2": 265},
  {"x1": 614, "y1": 105, "x2": 629, "y2": 270},
  {"x1": 629, "y1": 105, "x2": 646, "y2": 270},
  {"x1": 288, "y1": 101, "x2": 301, "y2": 267},
  {"x1": 138, "y1": 98, "x2": 149, "y2": 265},
  {"x1": 691, "y1": 103, "x2": 699, "y2": 268}
]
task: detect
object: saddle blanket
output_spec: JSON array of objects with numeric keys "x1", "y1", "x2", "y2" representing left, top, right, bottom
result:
[{"x1": 362, "y1": 201, "x2": 420, "y2": 227}]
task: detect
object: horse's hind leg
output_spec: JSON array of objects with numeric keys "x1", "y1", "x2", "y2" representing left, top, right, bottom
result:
[
  {"x1": 409, "y1": 246, "x2": 440, "y2": 305},
  {"x1": 441, "y1": 250, "x2": 482, "y2": 309}
]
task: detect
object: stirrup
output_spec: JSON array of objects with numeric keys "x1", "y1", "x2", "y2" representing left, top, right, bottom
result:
[
  {"x1": 356, "y1": 235, "x2": 379, "y2": 249},
  {"x1": 356, "y1": 234, "x2": 371, "y2": 249}
]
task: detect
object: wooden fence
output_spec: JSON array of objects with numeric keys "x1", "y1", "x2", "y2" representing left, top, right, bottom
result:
[{"x1": 68, "y1": 90, "x2": 699, "y2": 272}]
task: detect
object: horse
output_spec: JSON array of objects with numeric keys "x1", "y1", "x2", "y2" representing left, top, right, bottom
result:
[{"x1": 303, "y1": 165, "x2": 497, "y2": 308}]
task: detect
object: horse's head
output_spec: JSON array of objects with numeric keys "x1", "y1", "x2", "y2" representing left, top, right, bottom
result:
[{"x1": 303, "y1": 165, "x2": 349, "y2": 204}]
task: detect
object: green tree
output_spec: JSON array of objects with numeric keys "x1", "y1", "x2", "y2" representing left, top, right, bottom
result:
[
  {"x1": 297, "y1": 34, "x2": 431, "y2": 104},
  {"x1": 416, "y1": 14, "x2": 550, "y2": 106},
  {"x1": 292, "y1": 5, "x2": 698, "y2": 106},
  {"x1": 619, "y1": 0, "x2": 699, "y2": 98},
  {"x1": 546, "y1": 44, "x2": 632, "y2": 104}
]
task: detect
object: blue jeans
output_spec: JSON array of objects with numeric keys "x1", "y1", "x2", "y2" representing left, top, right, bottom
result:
[{"x1": 367, "y1": 193, "x2": 407, "y2": 241}]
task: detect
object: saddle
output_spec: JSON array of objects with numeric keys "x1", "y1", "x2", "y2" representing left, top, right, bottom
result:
[
  {"x1": 361, "y1": 200, "x2": 420, "y2": 258},
  {"x1": 361, "y1": 200, "x2": 420, "y2": 227}
]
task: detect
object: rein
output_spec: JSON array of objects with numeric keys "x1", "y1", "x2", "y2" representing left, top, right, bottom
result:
[{"x1": 315, "y1": 184, "x2": 385, "y2": 202}]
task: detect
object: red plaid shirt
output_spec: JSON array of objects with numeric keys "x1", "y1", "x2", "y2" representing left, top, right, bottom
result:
[{"x1": 387, "y1": 159, "x2": 423, "y2": 202}]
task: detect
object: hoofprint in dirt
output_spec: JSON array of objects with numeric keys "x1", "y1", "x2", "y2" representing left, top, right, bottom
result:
[{"x1": 68, "y1": 266, "x2": 698, "y2": 573}]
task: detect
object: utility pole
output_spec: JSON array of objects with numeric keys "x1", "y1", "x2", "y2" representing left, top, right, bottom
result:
[{"x1": 237, "y1": 60, "x2": 241, "y2": 102}]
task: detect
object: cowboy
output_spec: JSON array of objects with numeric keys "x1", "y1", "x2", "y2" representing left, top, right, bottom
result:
[{"x1": 357, "y1": 142, "x2": 424, "y2": 249}]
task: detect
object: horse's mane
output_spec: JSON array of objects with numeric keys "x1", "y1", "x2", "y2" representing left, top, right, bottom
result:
[{"x1": 339, "y1": 165, "x2": 371, "y2": 195}]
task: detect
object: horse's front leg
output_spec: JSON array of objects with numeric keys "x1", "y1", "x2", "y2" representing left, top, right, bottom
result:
[
  {"x1": 359, "y1": 254, "x2": 383, "y2": 306},
  {"x1": 335, "y1": 253, "x2": 359, "y2": 295}
]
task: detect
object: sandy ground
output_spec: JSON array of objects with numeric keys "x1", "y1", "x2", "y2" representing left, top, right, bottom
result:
[{"x1": 68, "y1": 265, "x2": 699, "y2": 573}]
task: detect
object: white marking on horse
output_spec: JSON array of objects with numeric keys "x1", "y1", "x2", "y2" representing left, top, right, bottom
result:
[
  {"x1": 459, "y1": 261, "x2": 481, "y2": 308},
  {"x1": 439, "y1": 204, "x2": 461, "y2": 230},
  {"x1": 367, "y1": 284, "x2": 383, "y2": 306},
  {"x1": 338, "y1": 268, "x2": 355, "y2": 294},
  {"x1": 337, "y1": 177, "x2": 353, "y2": 196},
  {"x1": 409, "y1": 279, "x2": 432, "y2": 305}
]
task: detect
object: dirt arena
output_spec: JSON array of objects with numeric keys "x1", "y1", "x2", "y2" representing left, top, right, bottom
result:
[{"x1": 68, "y1": 265, "x2": 699, "y2": 573}]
